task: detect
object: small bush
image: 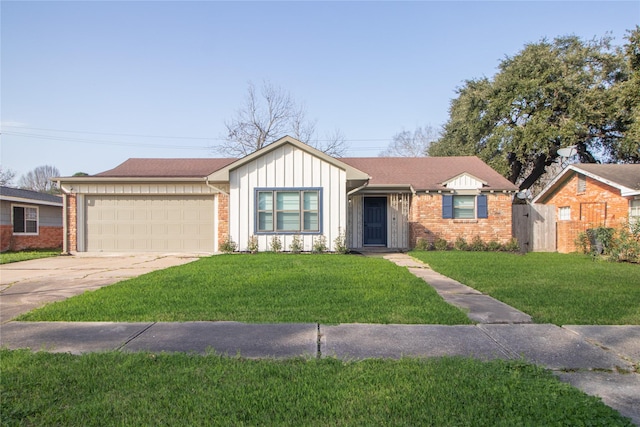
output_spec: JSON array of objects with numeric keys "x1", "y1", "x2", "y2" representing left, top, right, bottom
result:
[
  {"x1": 219, "y1": 236, "x2": 237, "y2": 253},
  {"x1": 312, "y1": 235, "x2": 327, "y2": 253},
  {"x1": 453, "y1": 236, "x2": 468, "y2": 251},
  {"x1": 333, "y1": 228, "x2": 349, "y2": 254},
  {"x1": 608, "y1": 220, "x2": 640, "y2": 263},
  {"x1": 575, "y1": 232, "x2": 590, "y2": 254},
  {"x1": 414, "y1": 238, "x2": 432, "y2": 251},
  {"x1": 586, "y1": 227, "x2": 615, "y2": 255},
  {"x1": 247, "y1": 235, "x2": 259, "y2": 254},
  {"x1": 502, "y1": 238, "x2": 520, "y2": 253},
  {"x1": 469, "y1": 236, "x2": 486, "y2": 252},
  {"x1": 486, "y1": 240, "x2": 502, "y2": 252},
  {"x1": 289, "y1": 235, "x2": 303, "y2": 254},
  {"x1": 433, "y1": 238, "x2": 449, "y2": 251},
  {"x1": 269, "y1": 236, "x2": 282, "y2": 253}
]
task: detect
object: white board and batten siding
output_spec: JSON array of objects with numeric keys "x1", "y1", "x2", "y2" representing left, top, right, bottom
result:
[
  {"x1": 444, "y1": 173, "x2": 486, "y2": 191},
  {"x1": 229, "y1": 144, "x2": 347, "y2": 252}
]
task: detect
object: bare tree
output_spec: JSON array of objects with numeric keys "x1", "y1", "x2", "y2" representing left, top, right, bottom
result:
[
  {"x1": 18, "y1": 165, "x2": 60, "y2": 193},
  {"x1": 311, "y1": 128, "x2": 348, "y2": 158},
  {"x1": 380, "y1": 126, "x2": 439, "y2": 157},
  {"x1": 217, "y1": 80, "x2": 348, "y2": 157},
  {"x1": 0, "y1": 166, "x2": 16, "y2": 186}
]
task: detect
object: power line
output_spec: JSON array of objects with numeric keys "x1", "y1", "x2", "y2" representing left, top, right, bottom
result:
[{"x1": 1, "y1": 125, "x2": 392, "y2": 144}]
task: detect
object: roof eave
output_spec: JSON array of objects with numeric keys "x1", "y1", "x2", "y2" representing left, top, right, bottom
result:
[{"x1": 0, "y1": 195, "x2": 63, "y2": 207}]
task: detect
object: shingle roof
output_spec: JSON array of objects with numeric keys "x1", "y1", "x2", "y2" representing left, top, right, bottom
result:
[
  {"x1": 95, "y1": 158, "x2": 237, "y2": 178},
  {"x1": 340, "y1": 156, "x2": 518, "y2": 191},
  {"x1": 573, "y1": 164, "x2": 640, "y2": 191},
  {"x1": 0, "y1": 186, "x2": 63, "y2": 205},
  {"x1": 89, "y1": 155, "x2": 517, "y2": 191}
]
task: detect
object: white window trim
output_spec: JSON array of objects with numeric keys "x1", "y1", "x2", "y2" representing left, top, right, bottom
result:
[
  {"x1": 12, "y1": 204, "x2": 39, "y2": 236},
  {"x1": 558, "y1": 206, "x2": 571, "y2": 221},
  {"x1": 630, "y1": 199, "x2": 640, "y2": 225}
]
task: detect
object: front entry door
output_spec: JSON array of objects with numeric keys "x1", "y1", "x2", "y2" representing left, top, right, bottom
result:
[{"x1": 363, "y1": 197, "x2": 387, "y2": 246}]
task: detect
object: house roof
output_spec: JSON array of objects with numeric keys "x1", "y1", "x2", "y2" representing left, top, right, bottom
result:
[
  {"x1": 533, "y1": 163, "x2": 640, "y2": 203},
  {"x1": 0, "y1": 186, "x2": 63, "y2": 206},
  {"x1": 340, "y1": 156, "x2": 518, "y2": 191},
  {"x1": 94, "y1": 158, "x2": 237, "y2": 178},
  {"x1": 207, "y1": 136, "x2": 370, "y2": 182}
]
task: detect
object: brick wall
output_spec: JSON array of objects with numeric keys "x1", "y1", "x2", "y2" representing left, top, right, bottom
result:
[
  {"x1": 0, "y1": 225, "x2": 62, "y2": 252},
  {"x1": 67, "y1": 194, "x2": 77, "y2": 252},
  {"x1": 544, "y1": 173, "x2": 631, "y2": 253},
  {"x1": 409, "y1": 193, "x2": 513, "y2": 246},
  {"x1": 217, "y1": 193, "x2": 229, "y2": 249}
]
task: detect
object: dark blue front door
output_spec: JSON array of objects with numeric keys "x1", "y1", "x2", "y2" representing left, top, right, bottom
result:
[{"x1": 363, "y1": 197, "x2": 387, "y2": 246}]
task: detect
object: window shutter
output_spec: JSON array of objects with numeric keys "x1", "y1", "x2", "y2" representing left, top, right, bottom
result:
[
  {"x1": 442, "y1": 195, "x2": 453, "y2": 219},
  {"x1": 477, "y1": 194, "x2": 488, "y2": 218}
]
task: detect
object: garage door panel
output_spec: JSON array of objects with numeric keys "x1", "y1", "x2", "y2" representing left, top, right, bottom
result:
[{"x1": 86, "y1": 195, "x2": 215, "y2": 252}]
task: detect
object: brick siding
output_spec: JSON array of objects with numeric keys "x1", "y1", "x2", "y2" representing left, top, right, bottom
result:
[
  {"x1": 0, "y1": 224, "x2": 63, "y2": 252},
  {"x1": 217, "y1": 193, "x2": 229, "y2": 248},
  {"x1": 543, "y1": 173, "x2": 631, "y2": 253},
  {"x1": 408, "y1": 193, "x2": 513, "y2": 247}
]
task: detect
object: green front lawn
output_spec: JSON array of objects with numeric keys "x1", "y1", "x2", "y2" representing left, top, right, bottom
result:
[
  {"x1": 0, "y1": 249, "x2": 60, "y2": 264},
  {"x1": 410, "y1": 251, "x2": 640, "y2": 325},
  {"x1": 18, "y1": 253, "x2": 471, "y2": 324},
  {"x1": 2, "y1": 350, "x2": 632, "y2": 426}
]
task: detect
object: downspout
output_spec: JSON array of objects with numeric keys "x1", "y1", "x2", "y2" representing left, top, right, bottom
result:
[
  {"x1": 347, "y1": 181, "x2": 369, "y2": 196},
  {"x1": 205, "y1": 177, "x2": 229, "y2": 196}
]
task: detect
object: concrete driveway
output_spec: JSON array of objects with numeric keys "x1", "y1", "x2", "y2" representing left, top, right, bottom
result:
[{"x1": 0, "y1": 253, "x2": 201, "y2": 323}]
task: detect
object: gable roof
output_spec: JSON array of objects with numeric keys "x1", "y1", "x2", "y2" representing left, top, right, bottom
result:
[
  {"x1": 533, "y1": 163, "x2": 640, "y2": 203},
  {"x1": 0, "y1": 186, "x2": 63, "y2": 206},
  {"x1": 207, "y1": 136, "x2": 370, "y2": 182},
  {"x1": 94, "y1": 158, "x2": 236, "y2": 178},
  {"x1": 340, "y1": 156, "x2": 518, "y2": 191}
]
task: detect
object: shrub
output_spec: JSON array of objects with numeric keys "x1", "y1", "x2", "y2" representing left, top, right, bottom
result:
[
  {"x1": 312, "y1": 235, "x2": 327, "y2": 253},
  {"x1": 502, "y1": 237, "x2": 520, "y2": 253},
  {"x1": 469, "y1": 236, "x2": 486, "y2": 252},
  {"x1": 575, "y1": 232, "x2": 590, "y2": 254},
  {"x1": 269, "y1": 236, "x2": 282, "y2": 253},
  {"x1": 453, "y1": 236, "x2": 468, "y2": 251},
  {"x1": 586, "y1": 227, "x2": 615, "y2": 255},
  {"x1": 289, "y1": 235, "x2": 303, "y2": 254},
  {"x1": 414, "y1": 238, "x2": 432, "y2": 251},
  {"x1": 608, "y1": 220, "x2": 640, "y2": 263},
  {"x1": 333, "y1": 228, "x2": 349, "y2": 254},
  {"x1": 486, "y1": 240, "x2": 502, "y2": 252},
  {"x1": 247, "y1": 235, "x2": 259, "y2": 254},
  {"x1": 219, "y1": 236, "x2": 237, "y2": 253},
  {"x1": 433, "y1": 238, "x2": 449, "y2": 251}
]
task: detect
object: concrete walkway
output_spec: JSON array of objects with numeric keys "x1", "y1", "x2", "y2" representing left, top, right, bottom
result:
[{"x1": 1, "y1": 252, "x2": 638, "y2": 424}]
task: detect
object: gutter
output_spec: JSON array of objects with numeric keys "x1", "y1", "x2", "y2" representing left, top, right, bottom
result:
[{"x1": 205, "y1": 177, "x2": 229, "y2": 196}]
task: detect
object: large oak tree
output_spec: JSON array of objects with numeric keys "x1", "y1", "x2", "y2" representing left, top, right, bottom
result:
[{"x1": 430, "y1": 28, "x2": 640, "y2": 191}]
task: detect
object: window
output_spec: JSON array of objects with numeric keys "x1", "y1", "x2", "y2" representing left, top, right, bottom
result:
[
  {"x1": 559, "y1": 206, "x2": 571, "y2": 221},
  {"x1": 13, "y1": 205, "x2": 38, "y2": 234},
  {"x1": 442, "y1": 194, "x2": 488, "y2": 219},
  {"x1": 631, "y1": 199, "x2": 640, "y2": 226},
  {"x1": 256, "y1": 189, "x2": 320, "y2": 233}
]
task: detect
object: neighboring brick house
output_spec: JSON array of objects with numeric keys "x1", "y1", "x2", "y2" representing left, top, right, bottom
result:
[
  {"x1": 532, "y1": 164, "x2": 640, "y2": 253},
  {"x1": 0, "y1": 186, "x2": 63, "y2": 252},
  {"x1": 55, "y1": 136, "x2": 517, "y2": 253}
]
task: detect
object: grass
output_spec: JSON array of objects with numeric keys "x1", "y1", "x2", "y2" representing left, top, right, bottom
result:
[
  {"x1": 0, "y1": 249, "x2": 60, "y2": 264},
  {"x1": 410, "y1": 251, "x2": 640, "y2": 325},
  {"x1": 18, "y1": 253, "x2": 471, "y2": 324},
  {"x1": 1, "y1": 349, "x2": 633, "y2": 427}
]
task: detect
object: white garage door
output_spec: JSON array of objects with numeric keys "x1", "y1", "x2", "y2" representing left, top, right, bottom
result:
[{"x1": 85, "y1": 195, "x2": 215, "y2": 252}]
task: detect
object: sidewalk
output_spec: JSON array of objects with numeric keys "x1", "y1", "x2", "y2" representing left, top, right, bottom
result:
[{"x1": 1, "y1": 253, "x2": 638, "y2": 424}]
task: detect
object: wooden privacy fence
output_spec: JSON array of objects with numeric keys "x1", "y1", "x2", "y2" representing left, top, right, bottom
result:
[{"x1": 512, "y1": 204, "x2": 556, "y2": 253}]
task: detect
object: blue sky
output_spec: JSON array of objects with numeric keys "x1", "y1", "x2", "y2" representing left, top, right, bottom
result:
[{"x1": 1, "y1": 1, "x2": 638, "y2": 178}]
